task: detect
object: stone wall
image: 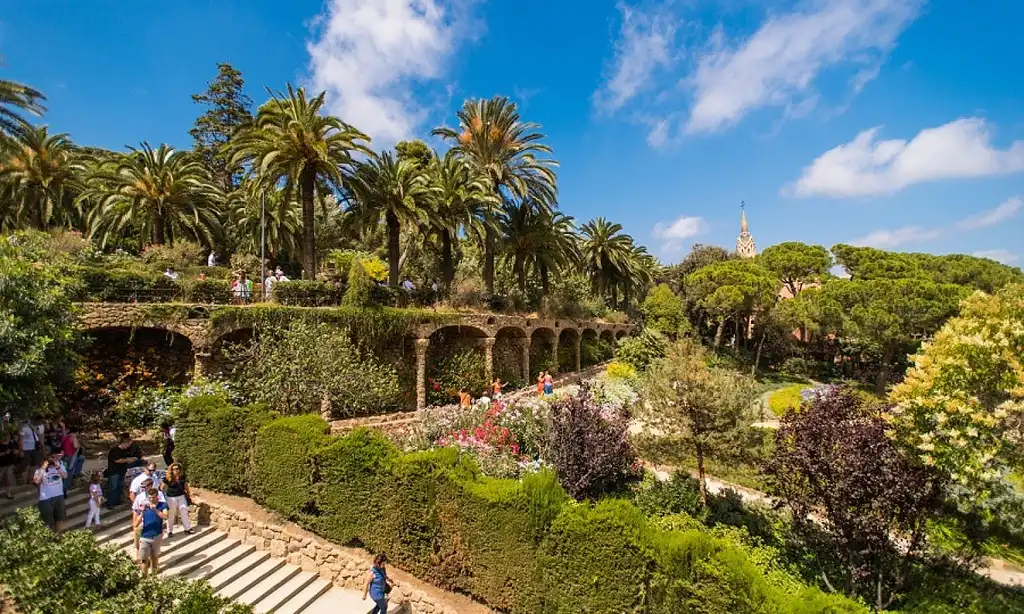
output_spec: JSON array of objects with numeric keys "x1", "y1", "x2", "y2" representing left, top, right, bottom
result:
[{"x1": 192, "y1": 493, "x2": 478, "y2": 614}]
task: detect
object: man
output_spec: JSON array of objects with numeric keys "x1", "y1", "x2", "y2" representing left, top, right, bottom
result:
[
  {"x1": 129, "y1": 462, "x2": 162, "y2": 504},
  {"x1": 264, "y1": 271, "x2": 276, "y2": 299},
  {"x1": 106, "y1": 433, "x2": 141, "y2": 508},
  {"x1": 33, "y1": 450, "x2": 67, "y2": 531},
  {"x1": 132, "y1": 477, "x2": 166, "y2": 558},
  {"x1": 19, "y1": 416, "x2": 43, "y2": 480},
  {"x1": 135, "y1": 487, "x2": 168, "y2": 575},
  {"x1": 207, "y1": 251, "x2": 216, "y2": 267}
]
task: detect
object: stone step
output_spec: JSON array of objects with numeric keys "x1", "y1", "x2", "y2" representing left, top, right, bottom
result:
[
  {"x1": 196, "y1": 549, "x2": 271, "y2": 591},
  {"x1": 252, "y1": 570, "x2": 319, "y2": 613},
  {"x1": 273, "y1": 577, "x2": 334, "y2": 614},
  {"x1": 299, "y1": 588, "x2": 377, "y2": 614},
  {"x1": 161, "y1": 535, "x2": 241, "y2": 578},
  {"x1": 234, "y1": 563, "x2": 301, "y2": 607},
  {"x1": 182, "y1": 542, "x2": 258, "y2": 583},
  {"x1": 91, "y1": 511, "x2": 136, "y2": 544},
  {"x1": 218, "y1": 557, "x2": 287, "y2": 600}
]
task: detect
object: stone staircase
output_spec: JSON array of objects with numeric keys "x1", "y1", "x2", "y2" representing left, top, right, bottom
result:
[{"x1": 1, "y1": 481, "x2": 381, "y2": 614}]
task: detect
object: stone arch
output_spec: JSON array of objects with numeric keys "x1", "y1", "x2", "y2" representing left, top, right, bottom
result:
[
  {"x1": 494, "y1": 326, "x2": 528, "y2": 389},
  {"x1": 530, "y1": 327, "x2": 557, "y2": 377},
  {"x1": 426, "y1": 324, "x2": 490, "y2": 404},
  {"x1": 557, "y1": 328, "x2": 580, "y2": 373},
  {"x1": 77, "y1": 303, "x2": 209, "y2": 349},
  {"x1": 615, "y1": 330, "x2": 628, "y2": 340},
  {"x1": 581, "y1": 328, "x2": 601, "y2": 368}
]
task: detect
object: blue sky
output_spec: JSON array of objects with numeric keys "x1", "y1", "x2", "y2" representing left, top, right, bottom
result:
[{"x1": 2, "y1": 0, "x2": 1022, "y2": 266}]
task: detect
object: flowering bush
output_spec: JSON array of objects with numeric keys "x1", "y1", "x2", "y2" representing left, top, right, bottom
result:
[
  {"x1": 605, "y1": 361, "x2": 637, "y2": 381},
  {"x1": 113, "y1": 385, "x2": 177, "y2": 430},
  {"x1": 591, "y1": 376, "x2": 639, "y2": 410}
]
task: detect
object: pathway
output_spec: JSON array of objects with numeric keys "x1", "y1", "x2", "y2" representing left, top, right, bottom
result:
[{"x1": 1, "y1": 480, "x2": 384, "y2": 614}]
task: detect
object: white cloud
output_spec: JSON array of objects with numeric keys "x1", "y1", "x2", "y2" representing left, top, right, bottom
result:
[
  {"x1": 593, "y1": 3, "x2": 677, "y2": 113},
  {"x1": 790, "y1": 118, "x2": 1024, "y2": 198},
  {"x1": 972, "y1": 249, "x2": 1019, "y2": 265},
  {"x1": 306, "y1": 0, "x2": 480, "y2": 145},
  {"x1": 652, "y1": 215, "x2": 705, "y2": 257},
  {"x1": 684, "y1": 0, "x2": 921, "y2": 134},
  {"x1": 956, "y1": 196, "x2": 1022, "y2": 230},
  {"x1": 851, "y1": 225, "x2": 943, "y2": 248}
]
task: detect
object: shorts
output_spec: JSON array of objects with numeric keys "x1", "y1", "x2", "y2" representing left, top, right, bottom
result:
[
  {"x1": 139, "y1": 536, "x2": 162, "y2": 561},
  {"x1": 543, "y1": 384, "x2": 553, "y2": 394},
  {"x1": 37, "y1": 496, "x2": 66, "y2": 527}
]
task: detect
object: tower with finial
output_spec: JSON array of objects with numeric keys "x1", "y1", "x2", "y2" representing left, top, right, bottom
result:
[{"x1": 736, "y1": 201, "x2": 756, "y2": 258}]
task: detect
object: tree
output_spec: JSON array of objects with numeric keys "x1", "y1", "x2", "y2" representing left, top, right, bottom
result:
[
  {"x1": 0, "y1": 79, "x2": 45, "y2": 140},
  {"x1": 759, "y1": 241, "x2": 832, "y2": 296},
  {"x1": 346, "y1": 151, "x2": 434, "y2": 287},
  {"x1": 225, "y1": 179, "x2": 301, "y2": 260},
  {"x1": 580, "y1": 217, "x2": 633, "y2": 305},
  {"x1": 769, "y1": 386, "x2": 941, "y2": 610},
  {"x1": 685, "y1": 259, "x2": 778, "y2": 347},
  {"x1": 660, "y1": 244, "x2": 734, "y2": 292},
  {"x1": 642, "y1": 338, "x2": 758, "y2": 505},
  {"x1": 0, "y1": 126, "x2": 83, "y2": 231},
  {"x1": 433, "y1": 96, "x2": 558, "y2": 294},
  {"x1": 534, "y1": 210, "x2": 579, "y2": 297},
  {"x1": 83, "y1": 143, "x2": 223, "y2": 246},
  {"x1": 889, "y1": 284, "x2": 1024, "y2": 518},
  {"x1": 0, "y1": 232, "x2": 80, "y2": 417},
  {"x1": 231, "y1": 85, "x2": 369, "y2": 278},
  {"x1": 640, "y1": 283, "x2": 688, "y2": 337},
  {"x1": 395, "y1": 139, "x2": 435, "y2": 170},
  {"x1": 820, "y1": 278, "x2": 967, "y2": 394},
  {"x1": 189, "y1": 63, "x2": 253, "y2": 190}
]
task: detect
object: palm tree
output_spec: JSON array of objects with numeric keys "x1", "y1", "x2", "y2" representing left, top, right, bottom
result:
[
  {"x1": 580, "y1": 217, "x2": 633, "y2": 304},
  {"x1": 0, "y1": 79, "x2": 45, "y2": 140},
  {"x1": 226, "y1": 179, "x2": 301, "y2": 260},
  {"x1": 535, "y1": 210, "x2": 579, "y2": 296},
  {"x1": 433, "y1": 96, "x2": 558, "y2": 294},
  {"x1": 346, "y1": 152, "x2": 435, "y2": 287},
  {"x1": 82, "y1": 142, "x2": 223, "y2": 247},
  {"x1": 0, "y1": 126, "x2": 83, "y2": 230},
  {"x1": 231, "y1": 85, "x2": 369, "y2": 278},
  {"x1": 499, "y1": 202, "x2": 544, "y2": 294},
  {"x1": 429, "y1": 151, "x2": 500, "y2": 291},
  {"x1": 617, "y1": 243, "x2": 656, "y2": 308}
]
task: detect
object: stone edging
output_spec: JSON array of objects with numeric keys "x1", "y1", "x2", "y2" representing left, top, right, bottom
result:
[{"x1": 192, "y1": 494, "x2": 474, "y2": 614}]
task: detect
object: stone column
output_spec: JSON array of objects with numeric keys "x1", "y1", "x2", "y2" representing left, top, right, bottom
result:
[
  {"x1": 414, "y1": 338, "x2": 430, "y2": 410},
  {"x1": 482, "y1": 337, "x2": 496, "y2": 389},
  {"x1": 574, "y1": 334, "x2": 582, "y2": 372},
  {"x1": 551, "y1": 336, "x2": 560, "y2": 374},
  {"x1": 193, "y1": 351, "x2": 213, "y2": 379},
  {"x1": 521, "y1": 338, "x2": 532, "y2": 382}
]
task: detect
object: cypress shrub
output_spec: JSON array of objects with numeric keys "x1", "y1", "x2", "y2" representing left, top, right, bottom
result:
[
  {"x1": 174, "y1": 395, "x2": 272, "y2": 494},
  {"x1": 251, "y1": 415, "x2": 329, "y2": 519}
]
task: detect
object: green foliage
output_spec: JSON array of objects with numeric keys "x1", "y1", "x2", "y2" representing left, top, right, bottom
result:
[
  {"x1": 767, "y1": 384, "x2": 806, "y2": 416},
  {"x1": 322, "y1": 248, "x2": 388, "y2": 283},
  {"x1": 112, "y1": 384, "x2": 177, "y2": 431},
  {"x1": 0, "y1": 232, "x2": 80, "y2": 416},
  {"x1": 140, "y1": 241, "x2": 205, "y2": 270},
  {"x1": 614, "y1": 328, "x2": 667, "y2": 372},
  {"x1": 251, "y1": 415, "x2": 328, "y2": 519},
  {"x1": 236, "y1": 319, "x2": 402, "y2": 417},
  {"x1": 427, "y1": 347, "x2": 488, "y2": 404},
  {"x1": 605, "y1": 361, "x2": 638, "y2": 381},
  {"x1": 189, "y1": 62, "x2": 253, "y2": 189},
  {"x1": 272, "y1": 279, "x2": 345, "y2": 306},
  {"x1": 759, "y1": 242, "x2": 832, "y2": 295},
  {"x1": 0, "y1": 508, "x2": 251, "y2": 614},
  {"x1": 228, "y1": 252, "x2": 262, "y2": 280},
  {"x1": 342, "y1": 257, "x2": 372, "y2": 307},
  {"x1": 832, "y1": 244, "x2": 1024, "y2": 293},
  {"x1": 686, "y1": 259, "x2": 778, "y2": 345},
  {"x1": 181, "y1": 277, "x2": 232, "y2": 303},
  {"x1": 174, "y1": 393, "x2": 272, "y2": 493},
  {"x1": 76, "y1": 264, "x2": 179, "y2": 302},
  {"x1": 641, "y1": 283, "x2": 689, "y2": 336}
]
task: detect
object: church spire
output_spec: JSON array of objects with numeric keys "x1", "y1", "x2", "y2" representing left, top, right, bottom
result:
[{"x1": 736, "y1": 201, "x2": 756, "y2": 258}]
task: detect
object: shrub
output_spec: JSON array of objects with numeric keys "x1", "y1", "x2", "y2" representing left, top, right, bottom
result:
[
  {"x1": 77, "y1": 265, "x2": 179, "y2": 302},
  {"x1": 111, "y1": 385, "x2": 177, "y2": 431},
  {"x1": 605, "y1": 361, "x2": 638, "y2": 381},
  {"x1": 272, "y1": 280, "x2": 345, "y2": 306},
  {"x1": 322, "y1": 249, "x2": 388, "y2": 283},
  {"x1": 251, "y1": 415, "x2": 329, "y2": 519},
  {"x1": 0, "y1": 509, "x2": 250, "y2": 614},
  {"x1": 229, "y1": 252, "x2": 262, "y2": 279},
  {"x1": 449, "y1": 276, "x2": 486, "y2": 309},
  {"x1": 641, "y1": 283, "x2": 688, "y2": 336},
  {"x1": 140, "y1": 241, "x2": 205, "y2": 270},
  {"x1": 634, "y1": 472, "x2": 706, "y2": 520},
  {"x1": 614, "y1": 328, "x2": 667, "y2": 372},
  {"x1": 174, "y1": 393, "x2": 272, "y2": 494},
  {"x1": 182, "y1": 277, "x2": 232, "y2": 303},
  {"x1": 546, "y1": 384, "x2": 637, "y2": 499},
  {"x1": 342, "y1": 258, "x2": 372, "y2": 307},
  {"x1": 427, "y1": 348, "x2": 487, "y2": 405},
  {"x1": 767, "y1": 384, "x2": 806, "y2": 416}
]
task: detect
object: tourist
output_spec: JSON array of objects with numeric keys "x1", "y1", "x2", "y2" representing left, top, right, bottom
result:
[
  {"x1": 129, "y1": 462, "x2": 162, "y2": 504},
  {"x1": 458, "y1": 388, "x2": 472, "y2": 409},
  {"x1": 135, "y1": 487, "x2": 168, "y2": 575},
  {"x1": 401, "y1": 279, "x2": 414, "y2": 293},
  {"x1": 18, "y1": 416, "x2": 43, "y2": 480},
  {"x1": 492, "y1": 378, "x2": 503, "y2": 398},
  {"x1": 362, "y1": 553, "x2": 392, "y2": 614},
  {"x1": 537, "y1": 372, "x2": 545, "y2": 397},
  {"x1": 207, "y1": 251, "x2": 216, "y2": 267},
  {"x1": 106, "y1": 433, "x2": 141, "y2": 508},
  {"x1": 161, "y1": 421, "x2": 175, "y2": 467},
  {"x1": 0, "y1": 429, "x2": 18, "y2": 499},
  {"x1": 60, "y1": 425, "x2": 84, "y2": 493},
  {"x1": 33, "y1": 450, "x2": 67, "y2": 531},
  {"x1": 132, "y1": 477, "x2": 165, "y2": 557},
  {"x1": 85, "y1": 471, "x2": 103, "y2": 528},
  {"x1": 44, "y1": 420, "x2": 64, "y2": 455},
  {"x1": 543, "y1": 372, "x2": 554, "y2": 396},
  {"x1": 163, "y1": 267, "x2": 179, "y2": 281},
  {"x1": 161, "y1": 463, "x2": 194, "y2": 537}
]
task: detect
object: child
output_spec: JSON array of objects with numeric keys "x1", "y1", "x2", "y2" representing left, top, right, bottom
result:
[{"x1": 86, "y1": 471, "x2": 103, "y2": 527}]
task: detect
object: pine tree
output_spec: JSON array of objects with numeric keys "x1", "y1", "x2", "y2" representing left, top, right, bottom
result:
[{"x1": 189, "y1": 63, "x2": 253, "y2": 190}]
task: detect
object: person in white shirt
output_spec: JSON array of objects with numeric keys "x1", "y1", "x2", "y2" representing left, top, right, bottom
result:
[
  {"x1": 207, "y1": 251, "x2": 217, "y2": 267},
  {"x1": 163, "y1": 267, "x2": 179, "y2": 281},
  {"x1": 129, "y1": 463, "x2": 162, "y2": 503},
  {"x1": 33, "y1": 451, "x2": 67, "y2": 531},
  {"x1": 19, "y1": 416, "x2": 43, "y2": 478},
  {"x1": 131, "y1": 476, "x2": 166, "y2": 558},
  {"x1": 274, "y1": 268, "x2": 289, "y2": 283},
  {"x1": 86, "y1": 471, "x2": 103, "y2": 528}
]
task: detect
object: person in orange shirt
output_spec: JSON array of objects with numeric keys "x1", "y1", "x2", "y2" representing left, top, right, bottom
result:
[
  {"x1": 492, "y1": 378, "x2": 503, "y2": 398},
  {"x1": 536, "y1": 372, "x2": 545, "y2": 397},
  {"x1": 458, "y1": 389, "x2": 472, "y2": 408}
]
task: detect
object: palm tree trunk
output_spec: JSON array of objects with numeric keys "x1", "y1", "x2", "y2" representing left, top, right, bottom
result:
[
  {"x1": 611, "y1": 285, "x2": 618, "y2": 310},
  {"x1": 386, "y1": 210, "x2": 401, "y2": 288},
  {"x1": 540, "y1": 262, "x2": 550, "y2": 296},
  {"x1": 516, "y1": 259, "x2": 526, "y2": 294},
  {"x1": 153, "y1": 213, "x2": 166, "y2": 245},
  {"x1": 441, "y1": 230, "x2": 455, "y2": 292},
  {"x1": 300, "y1": 168, "x2": 317, "y2": 279},
  {"x1": 484, "y1": 224, "x2": 495, "y2": 295}
]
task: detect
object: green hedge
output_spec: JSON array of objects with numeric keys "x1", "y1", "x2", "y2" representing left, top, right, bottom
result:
[
  {"x1": 174, "y1": 395, "x2": 273, "y2": 494},
  {"x1": 177, "y1": 406, "x2": 866, "y2": 614},
  {"x1": 76, "y1": 265, "x2": 180, "y2": 302},
  {"x1": 272, "y1": 280, "x2": 345, "y2": 306}
]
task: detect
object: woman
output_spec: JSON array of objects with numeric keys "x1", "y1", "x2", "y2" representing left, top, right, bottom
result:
[
  {"x1": 537, "y1": 372, "x2": 545, "y2": 397},
  {"x1": 492, "y1": 378, "x2": 503, "y2": 399},
  {"x1": 60, "y1": 426, "x2": 83, "y2": 493},
  {"x1": 161, "y1": 422, "x2": 175, "y2": 467},
  {"x1": 362, "y1": 553, "x2": 391, "y2": 614},
  {"x1": 543, "y1": 372, "x2": 554, "y2": 396},
  {"x1": 161, "y1": 463, "x2": 194, "y2": 538}
]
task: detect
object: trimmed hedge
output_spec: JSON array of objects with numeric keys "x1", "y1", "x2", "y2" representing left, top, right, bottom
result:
[
  {"x1": 178, "y1": 406, "x2": 867, "y2": 614},
  {"x1": 272, "y1": 280, "x2": 345, "y2": 306}
]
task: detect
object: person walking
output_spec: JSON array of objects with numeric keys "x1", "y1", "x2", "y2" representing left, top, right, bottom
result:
[
  {"x1": 33, "y1": 450, "x2": 67, "y2": 531},
  {"x1": 161, "y1": 463, "x2": 194, "y2": 538},
  {"x1": 60, "y1": 426, "x2": 83, "y2": 494},
  {"x1": 0, "y1": 429, "x2": 18, "y2": 499},
  {"x1": 362, "y1": 553, "x2": 392, "y2": 614},
  {"x1": 131, "y1": 476, "x2": 165, "y2": 557},
  {"x1": 106, "y1": 433, "x2": 141, "y2": 508},
  {"x1": 135, "y1": 488, "x2": 168, "y2": 575},
  {"x1": 85, "y1": 471, "x2": 103, "y2": 528},
  {"x1": 18, "y1": 416, "x2": 43, "y2": 481},
  {"x1": 129, "y1": 462, "x2": 162, "y2": 505},
  {"x1": 161, "y1": 422, "x2": 175, "y2": 467},
  {"x1": 543, "y1": 372, "x2": 554, "y2": 396}
]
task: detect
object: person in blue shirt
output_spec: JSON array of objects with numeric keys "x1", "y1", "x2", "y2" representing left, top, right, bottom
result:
[
  {"x1": 134, "y1": 488, "x2": 168, "y2": 575},
  {"x1": 362, "y1": 553, "x2": 392, "y2": 614}
]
